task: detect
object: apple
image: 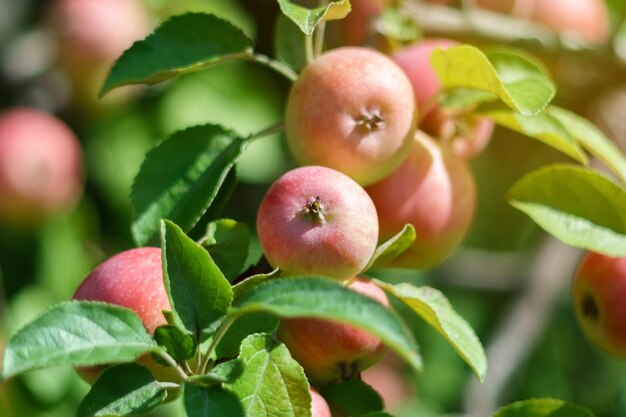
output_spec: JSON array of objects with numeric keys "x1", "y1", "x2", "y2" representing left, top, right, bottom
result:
[
  {"x1": 339, "y1": 0, "x2": 387, "y2": 46},
  {"x1": 531, "y1": 0, "x2": 609, "y2": 44},
  {"x1": 392, "y1": 38, "x2": 494, "y2": 159},
  {"x1": 72, "y1": 247, "x2": 180, "y2": 384},
  {"x1": 285, "y1": 47, "x2": 416, "y2": 186},
  {"x1": 311, "y1": 387, "x2": 332, "y2": 417},
  {"x1": 361, "y1": 353, "x2": 411, "y2": 410},
  {"x1": 257, "y1": 166, "x2": 379, "y2": 281},
  {"x1": 278, "y1": 277, "x2": 389, "y2": 383},
  {"x1": 572, "y1": 252, "x2": 626, "y2": 357},
  {"x1": 365, "y1": 131, "x2": 476, "y2": 269},
  {"x1": 0, "y1": 108, "x2": 83, "y2": 226}
]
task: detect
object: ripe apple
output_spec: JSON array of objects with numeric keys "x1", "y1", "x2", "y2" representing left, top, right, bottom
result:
[
  {"x1": 285, "y1": 47, "x2": 416, "y2": 186},
  {"x1": 278, "y1": 277, "x2": 389, "y2": 383},
  {"x1": 0, "y1": 108, "x2": 83, "y2": 226},
  {"x1": 392, "y1": 38, "x2": 494, "y2": 159},
  {"x1": 72, "y1": 247, "x2": 179, "y2": 384},
  {"x1": 365, "y1": 131, "x2": 476, "y2": 269},
  {"x1": 572, "y1": 252, "x2": 626, "y2": 357},
  {"x1": 311, "y1": 388, "x2": 332, "y2": 417},
  {"x1": 257, "y1": 166, "x2": 379, "y2": 281},
  {"x1": 531, "y1": 0, "x2": 609, "y2": 44}
]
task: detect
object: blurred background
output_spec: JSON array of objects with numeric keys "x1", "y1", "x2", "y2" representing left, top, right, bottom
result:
[{"x1": 1, "y1": 0, "x2": 626, "y2": 416}]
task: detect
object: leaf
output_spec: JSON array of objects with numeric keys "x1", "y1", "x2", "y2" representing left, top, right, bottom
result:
[
  {"x1": 232, "y1": 270, "x2": 279, "y2": 300},
  {"x1": 231, "y1": 277, "x2": 422, "y2": 373},
  {"x1": 378, "y1": 282, "x2": 487, "y2": 382},
  {"x1": 365, "y1": 224, "x2": 416, "y2": 271},
  {"x1": 508, "y1": 164, "x2": 626, "y2": 257},
  {"x1": 547, "y1": 106, "x2": 626, "y2": 183},
  {"x1": 379, "y1": 7, "x2": 420, "y2": 43},
  {"x1": 101, "y1": 13, "x2": 253, "y2": 96},
  {"x1": 77, "y1": 364, "x2": 166, "y2": 417},
  {"x1": 277, "y1": 0, "x2": 352, "y2": 36},
  {"x1": 319, "y1": 380, "x2": 383, "y2": 416},
  {"x1": 493, "y1": 398, "x2": 596, "y2": 417},
  {"x1": 189, "y1": 359, "x2": 244, "y2": 386},
  {"x1": 184, "y1": 384, "x2": 245, "y2": 417},
  {"x1": 161, "y1": 220, "x2": 233, "y2": 341},
  {"x1": 154, "y1": 325, "x2": 197, "y2": 362},
  {"x1": 215, "y1": 313, "x2": 279, "y2": 360},
  {"x1": 274, "y1": 14, "x2": 307, "y2": 73},
  {"x1": 225, "y1": 333, "x2": 311, "y2": 417},
  {"x1": 484, "y1": 110, "x2": 588, "y2": 163},
  {"x1": 200, "y1": 219, "x2": 250, "y2": 283},
  {"x1": 2, "y1": 301, "x2": 157, "y2": 379},
  {"x1": 430, "y1": 45, "x2": 555, "y2": 115},
  {"x1": 131, "y1": 124, "x2": 246, "y2": 246}
]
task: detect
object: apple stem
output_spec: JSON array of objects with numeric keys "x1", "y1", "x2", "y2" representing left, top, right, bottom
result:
[{"x1": 581, "y1": 293, "x2": 599, "y2": 320}]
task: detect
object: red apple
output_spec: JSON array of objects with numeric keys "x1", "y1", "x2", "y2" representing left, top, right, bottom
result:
[
  {"x1": 311, "y1": 387, "x2": 332, "y2": 417},
  {"x1": 0, "y1": 108, "x2": 82, "y2": 226},
  {"x1": 340, "y1": 0, "x2": 387, "y2": 46},
  {"x1": 532, "y1": 0, "x2": 609, "y2": 44},
  {"x1": 257, "y1": 166, "x2": 379, "y2": 281},
  {"x1": 279, "y1": 277, "x2": 389, "y2": 383},
  {"x1": 392, "y1": 39, "x2": 494, "y2": 159},
  {"x1": 285, "y1": 47, "x2": 416, "y2": 186},
  {"x1": 365, "y1": 131, "x2": 476, "y2": 269},
  {"x1": 572, "y1": 252, "x2": 626, "y2": 357},
  {"x1": 72, "y1": 247, "x2": 179, "y2": 384}
]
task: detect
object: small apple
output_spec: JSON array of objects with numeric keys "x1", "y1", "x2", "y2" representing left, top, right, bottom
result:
[
  {"x1": 285, "y1": 47, "x2": 416, "y2": 186},
  {"x1": 339, "y1": 0, "x2": 388, "y2": 46},
  {"x1": 572, "y1": 252, "x2": 626, "y2": 357},
  {"x1": 531, "y1": 0, "x2": 609, "y2": 44},
  {"x1": 365, "y1": 131, "x2": 476, "y2": 269},
  {"x1": 311, "y1": 387, "x2": 332, "y2": 417},
  {"x1": 257, "y1": 166, "x2": 379, "y2": 281},
  {"x1": 278, "y1": 277, "x2": 389, "y2": 383},
  {"x1": 0, "y1": 108, "x2": 82, "y2": 227}
]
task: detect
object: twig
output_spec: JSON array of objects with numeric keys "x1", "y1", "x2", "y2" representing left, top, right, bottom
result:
[
  {"x1": 154, "y1": 350, "x2": 190, "y2": 382},
  {"x1": 199, "y1": 316, "x2": 237, "y2": 374},
  {"x1": 246, "y1": 53, "x2": 298, "y2": 82}
]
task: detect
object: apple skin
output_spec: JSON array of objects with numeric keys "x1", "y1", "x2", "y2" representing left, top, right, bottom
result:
[
  {"x1": 257, "y1": 166, "x2": 379, "y2": 281},
  {"x1": 310, "y1": 388, "x2": 332, "y2": 417},
  {"x1": 572, "y1": 252, "x2": 626, "y2": 357},
  {"x1": 0, "y1": 108, "x2": 82, "y2": 226},
  {"x1": 340, "y1": 0, "x2": 387, "y2": 46},
  {"x1": 532, "y1": 0, "x2": 609, "y2": 44},
  {"x1": 72, "y1": 247, "x2": 180, "y2": 386},
  {"x1": 285, "y1": 47, "x2": 416, "y2": 186},
  {"x1": 278, "y1": 277, "x2": 389, "y2": 383},
  {"x1": 365, "y1": 131, "x2": 476, "y2": 269},
  {"x1": 392, "y1": 39, "x2": 494, "y2": 159}
]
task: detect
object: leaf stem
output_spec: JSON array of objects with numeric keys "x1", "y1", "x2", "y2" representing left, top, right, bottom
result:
[
  {"x1": 154, "y1": 349, "x2": 190, "y2": 382},
  {"x1": 199, "y1": 317, "x2": 237, "y2": 374},
  {"x1": 247, "y1": 53, "x2": 298, "y2": 81},
  {"x1": 249, "y1": 122, "x2": 284, "y2": 141},
  {"x1": 305, "y1": 35, "x2": 315, "y2": 64},
  {"x1": 314, "y1": 0, "x2": 329, "y2": 58}
]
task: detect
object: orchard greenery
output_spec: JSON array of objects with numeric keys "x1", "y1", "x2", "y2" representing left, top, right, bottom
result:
[{"x1": 2, "y1": 1, "x2": 624, "y2": 416}]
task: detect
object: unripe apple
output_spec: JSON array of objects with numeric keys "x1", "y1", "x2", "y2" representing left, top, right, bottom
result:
[
  {"x1": 0, "y1": 108, "x2": 82, "y2": 226},
  {"x1": 531, "y1": 0, "x2": 609, "y2": 44},
  {"x1": 279, "y1": 277, "x2": 389, "y2": 383},
  {"x1": 392, "y1": 39, "x2": 494, "y2": 159},
  {"x1": 572, "y1": 252, "x2": 626, "y2": 357},
  {"x1": 310, "y1": 388, "x2": 332, "y2": 417},
  {"x1": 72, "y1": 247, "x2": 179, "y2": 384},
  {"x1": 257, "y1": 166, "x2": 379, "y2": 281},
  {"x1": 285, "y1": 47, "x2": 416, "y2": 186},
  {"x1": 365, "y1": 131, "x2": 476, "y2": 269}
]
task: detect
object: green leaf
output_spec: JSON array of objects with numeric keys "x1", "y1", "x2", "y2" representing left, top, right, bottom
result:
[
  {"x1": 190, "y1": 359, "x2": 244, "y2": 386},
  {"x1": 154, "y1": 325, "x2": 197, "y2": 362},
  {"x1": 131, "y1": 124, "x2": 245, "y2": 246},
  {"x1": 277, "y1": 0, "x2": 352, "y2": 36},
  {"x1": 319, "y1": 380, "x2": 383, "y2": 416},
  {"x1": 77, "y1": 364, "x2": 166, "y2": 417},
  {"x1": 200, "y1": 219, "x2": 250, "y2": 283},
  {"x1": 439, "y1": 88, "x2": 498, "y2": 110},
  {"x1": 101, "y1": 13, "x2": 253, "y2": 96},
  {"x1": 430, "y1": 45, "x2": 555, "y2": 115},
  {"x1": 379, "y1": 7, "x2": 420, "y2": 43},
  {"x1": 161, "y1": 220, "x2": 233, "y2": 341},
  {"x1": 2, "y1": 301, "x2": 157, "y2": 379},
  {"x1": 363, "y1": 413, "x2": 395, "y2": 417},
  {"x1": 215, "y1": 312, "x2": 279, "y2": 359},
  {"x1": 184, "y1": 384, "x2": 245, "y2": 417},
  {"x1": 231, "y1": 277, "x2": 422, "y2": 373},
  {"x1": 232, "y1": 270, "x2": 279, "y2": 300},
  {"x1": 547, "y1": 106, "x2": 626, "y2": 183},
  {"x1": 274, "y1": 14, "x2": 307, "y2": 73},
  {"x1": 365, "y1": 224, "x2": 416, "y2": 271},
  {"x1": 225, "y1": 333, "x2": 312, "y2": 417},
  {"x1": 493, "y1": 398, "x2": 596, "y2": 417},
  {"x1": 483, "y1": 110, "x2": 588, "y2": 163},
  {"x1": 378, "y1": 282, "x2": 487, "y2": 382},
  {"x1": 508, "y1": 164, "x2": 626, "y2": 257}
]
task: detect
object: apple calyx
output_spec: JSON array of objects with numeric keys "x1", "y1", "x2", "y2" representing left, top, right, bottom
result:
[
  {"x1": 302, "y1": 196, "x2": 327, "y2": 224},
  {"x1": 356, "y1": 109, "x2": 386, "y2": 131},
  {"x1": 581, "y1": 293, "x2": 599, "y2": 321}
]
